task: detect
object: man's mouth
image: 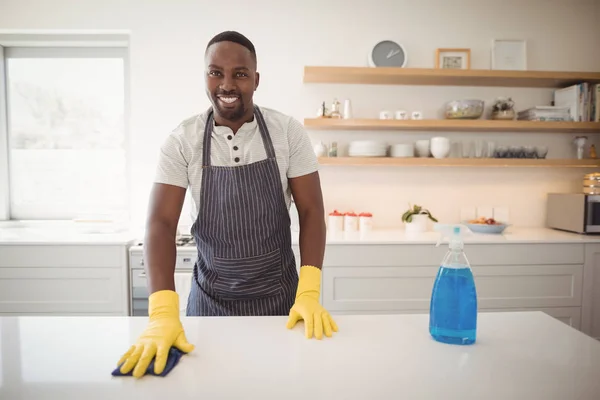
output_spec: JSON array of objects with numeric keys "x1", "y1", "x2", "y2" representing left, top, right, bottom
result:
[{"x1": 217, "y1": 94, "x2": 239, "y2": 105}]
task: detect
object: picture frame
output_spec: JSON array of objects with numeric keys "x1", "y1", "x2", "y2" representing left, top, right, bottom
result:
[
  {"x1": 491, "y1": 39, "x2": 527, "y2": 70},
  {"x1": 435, "y1": 48, "x2": 471, "y2": 70}
]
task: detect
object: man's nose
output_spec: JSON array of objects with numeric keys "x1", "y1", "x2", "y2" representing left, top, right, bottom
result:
[{"x1": 220, "y1": 75, "x2": 237, "y2": 92}]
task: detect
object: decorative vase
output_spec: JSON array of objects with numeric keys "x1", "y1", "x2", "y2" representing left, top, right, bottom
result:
[
  {"x1": 491, "y1": 109, "x2": 515, "y2": 120},
  {"x1": 404, "y1": 214, "x2": 429, "y2": 233}
]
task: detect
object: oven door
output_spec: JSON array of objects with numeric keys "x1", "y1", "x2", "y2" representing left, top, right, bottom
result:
[
  {"x1": 131, "y1": 270, "x2": 193, "y2": 316},
  {"x1": 586, "y1": 195, "x2": 600, "y2": 233}
]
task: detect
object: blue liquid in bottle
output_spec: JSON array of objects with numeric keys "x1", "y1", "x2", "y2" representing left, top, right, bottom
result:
[{"x1": 429, "y1": 264, "x2": 478, "y2": 345}]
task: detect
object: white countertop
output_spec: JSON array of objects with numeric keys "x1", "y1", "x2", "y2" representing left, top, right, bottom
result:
[
  {"x1": 2, "y1": 221, "x2": 599, "y2": 247},
  {"x1": 1, "y1": 312, "x2": 599, "y2": 400},
  {"x1": 313, "y1": 227, "x2": 600, "y2": 245},
  {"x1": 126, "y1": 227, "x2": 600, "y2": 252},
  {"x1": 0, "y1": 221, "x2": 139, "y2": 245}
]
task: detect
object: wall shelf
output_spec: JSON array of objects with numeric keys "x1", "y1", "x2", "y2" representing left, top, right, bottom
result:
[
  {"x1": 318, "y1": 157, "x2": 600, "y2": 168},
  {"x1": 303, "y1": 66, "x2": 600, "y2": 88},
  {"x1": 304, "y1": 118, "x2": 600, "y2": 133}
]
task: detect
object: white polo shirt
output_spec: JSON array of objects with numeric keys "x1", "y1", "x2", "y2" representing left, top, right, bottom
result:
[{"x1": 153, "y1": 105, "x2": 319, "y2": 220}]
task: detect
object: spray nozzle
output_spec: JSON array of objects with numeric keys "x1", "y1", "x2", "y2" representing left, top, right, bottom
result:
[{"x1": 434, "y1": 224, "x2": 470, "y2": 248}]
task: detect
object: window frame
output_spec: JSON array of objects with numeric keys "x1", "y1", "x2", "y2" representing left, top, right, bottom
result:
[{"x1": 0, "y1": 33, "x2": 131, "y2": 222}]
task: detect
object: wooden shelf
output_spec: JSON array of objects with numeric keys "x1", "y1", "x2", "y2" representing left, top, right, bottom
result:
[
  {"x1": 304, "y1": 118, "x2": 600, "y2": 133},
  {"x1": 303, "y1": 66, "x2": 600, "y2": 88},
  {"x1": 318, "y1": 157, "x2": 600, "y2": 168}
]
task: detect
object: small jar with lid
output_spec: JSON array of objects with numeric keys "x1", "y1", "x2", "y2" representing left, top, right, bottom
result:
[
  {"x1": 329, "y1": 98, "x2": 342, "y2": 119},
  {"x1": 358, "y1": 212, "x2": 373, "y2": 232},
  {"x1": 327, "y1": 210, "x2": 344, "y2": 233},
  {"x1": 344, "y1": 211, "x2": 359, "y2": 232}
]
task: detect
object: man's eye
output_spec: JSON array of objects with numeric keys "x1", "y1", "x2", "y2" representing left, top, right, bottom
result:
[
  {"x1": 236, "y1": 72, "x2": 248, "y2": 78},
  {"x1": 209, "y1": 71, "x2": 221, "y2": 76}
]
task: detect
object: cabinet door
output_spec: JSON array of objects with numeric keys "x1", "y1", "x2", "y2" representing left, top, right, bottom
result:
[
  {"x1": 583, "y1": 244, "x2": 600, "y2": 339},
  {"x1": 0, "y1": 267, "x2": 124, "y2": 314},
  {"x1": 322, "y1": 264, "x2": 583, "y2": 312}
]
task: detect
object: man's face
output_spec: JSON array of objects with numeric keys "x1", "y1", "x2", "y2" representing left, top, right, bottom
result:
[{"x1": 205, "y1": 41, "x2": 259, "y2": 123}]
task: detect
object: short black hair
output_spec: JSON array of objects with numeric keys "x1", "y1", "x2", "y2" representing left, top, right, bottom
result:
[{"x1": 205, "y1": 30, "x2": 257, "y2": 63}]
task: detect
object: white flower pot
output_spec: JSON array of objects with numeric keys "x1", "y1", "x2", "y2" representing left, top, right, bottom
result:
[{"x1": 404, "y1": 214, "x2": 429, "y2": 233}]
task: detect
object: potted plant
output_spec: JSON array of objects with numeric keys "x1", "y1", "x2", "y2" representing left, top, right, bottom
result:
[
  {"x1": 402, "y1": 204, "x2": 438, "y2": 233},
  {"x1": 491, "y1": 97, "x2": 515, "y2": 120}
]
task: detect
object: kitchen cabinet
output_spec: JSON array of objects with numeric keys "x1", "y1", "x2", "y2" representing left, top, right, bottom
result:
[
  {"x1": 0, "y1": 244, "x2": 130, "y2": 316},
  {"x1": 308, "y1": 242, "x2": 591, "y2": 333},
  {"x1": 583, "y1": 243, "x2": 600, "y2": 339}
]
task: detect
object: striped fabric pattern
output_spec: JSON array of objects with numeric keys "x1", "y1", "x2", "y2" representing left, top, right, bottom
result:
[
  {"x1": 153, "y1": 105, "x2": 319, "y2": 223},
  {"x1": 186, "y1": 107, "x2": 299, "y2": 316}
]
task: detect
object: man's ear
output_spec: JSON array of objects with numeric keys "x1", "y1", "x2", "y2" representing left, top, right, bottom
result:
[{"x1": 255, "y1": 72, "x2": 260, "y2": 91}]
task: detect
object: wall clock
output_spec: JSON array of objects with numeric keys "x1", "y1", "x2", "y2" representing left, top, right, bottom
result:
[{"x1": 368, "y1": 40, "x2": 407, "y2": 68}]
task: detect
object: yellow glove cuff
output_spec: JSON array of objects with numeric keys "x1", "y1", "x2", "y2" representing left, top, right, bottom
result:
[
  {"x1": 296, "y1": 265, "x2": 322, "y2": 300},
  {"x1": 148, "y1": 289, "x2": 179, "y2": 319}
]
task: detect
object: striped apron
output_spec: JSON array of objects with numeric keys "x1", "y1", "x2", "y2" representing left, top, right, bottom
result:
[{"x1": 186, "y1": 106, "x2": 299, "y2": 316}]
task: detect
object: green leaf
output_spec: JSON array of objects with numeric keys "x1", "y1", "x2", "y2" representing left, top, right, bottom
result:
[{"x1": 423, "y1": 210, "x2": 438, "y2": 222}]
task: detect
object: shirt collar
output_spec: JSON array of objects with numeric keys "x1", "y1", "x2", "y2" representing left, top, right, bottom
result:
[
  {"x1": 212, "y1": 117, "x2": 258, "y2": 136},
  {"x1": 202, "y1": 107, "x2": 258, "y2": 136}
]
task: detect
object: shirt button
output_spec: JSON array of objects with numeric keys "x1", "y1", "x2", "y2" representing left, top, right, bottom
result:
[
  {"x1": 234, "y1": 157, "x2": 240, "y2": 163},
  {"x1": 227, "y1": 135, "x2": 232, "y2": 140},
  {"x1": 233, "y1": 146, "x2": 239, "y2": 151}
]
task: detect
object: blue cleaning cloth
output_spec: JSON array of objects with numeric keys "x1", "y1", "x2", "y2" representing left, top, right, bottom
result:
[{"x1": 112, "y1": 347, "x2": 186, "y2": 377}]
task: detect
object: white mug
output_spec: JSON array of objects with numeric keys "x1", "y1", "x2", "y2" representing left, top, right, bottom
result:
[
  {"x1": 395, "y1": 110, "x2": 408, "y2": 120},
  {"x1": 379, "y1": 110, "x2": 392, "y2": 120},
  {"x1": 411, "y1": 111, "x2": 423, "y2": 120},
  {"x1": 430, "y1": 137, "x2": 451, "y2": 159}
]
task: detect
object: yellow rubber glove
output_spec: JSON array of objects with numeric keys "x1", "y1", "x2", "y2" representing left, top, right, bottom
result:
[
  {"x1": 286, "y1": 265, "x2": 339, "y2": 339},
  {"x1": 117, "y1": 290, "x2": 194, "y2": 378}
]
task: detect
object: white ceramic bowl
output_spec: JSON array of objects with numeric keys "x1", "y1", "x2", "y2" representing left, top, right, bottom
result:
[
  {"x1": 430, "y1": 137, "x2": 450, "y2": 159},
  {"x1": 390, "y1": 144, "x2": 414, "y2": 158},
  {"x1": 464, "y1": 222, "x2": 509, "y2": 234}
]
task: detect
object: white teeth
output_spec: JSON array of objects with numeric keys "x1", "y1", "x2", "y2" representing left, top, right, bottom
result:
[{"x1": 219, "y1": 97, "x2": 238, "y2": 104}]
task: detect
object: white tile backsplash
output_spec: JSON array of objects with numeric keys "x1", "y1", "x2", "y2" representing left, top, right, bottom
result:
[
  {"x1": 460, "y1": 207, "x2": 477, "y2": 222},
  {"x1": 476, "y1": 206, "x2": 494, "y2": 220},
  {"x1": 493, "y1": 207, "x2": 510, "y2": 223}
]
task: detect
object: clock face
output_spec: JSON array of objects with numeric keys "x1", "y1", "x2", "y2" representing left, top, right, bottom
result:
[{"x1": 371, "y1": 40, "x2": 406, "y2": 67}]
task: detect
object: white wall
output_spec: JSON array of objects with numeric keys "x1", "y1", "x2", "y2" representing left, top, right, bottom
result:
[{"x1": 1, "y1": 0, "x2": 599, "y2": 230}]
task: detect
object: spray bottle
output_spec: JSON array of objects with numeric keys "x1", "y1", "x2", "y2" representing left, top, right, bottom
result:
[{"x1": 429, "y1": 224, "x2": 478, "y2": 345}]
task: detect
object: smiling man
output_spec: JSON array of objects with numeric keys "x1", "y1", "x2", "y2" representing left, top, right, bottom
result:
[{"x1": 117, "y1": 31, "x2": 338, "y2": 378}]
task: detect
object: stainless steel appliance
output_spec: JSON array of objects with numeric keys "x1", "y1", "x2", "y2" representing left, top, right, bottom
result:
[
  {"x1": 546, "y1": 193, "x2": 600, "y2": 234},
  {"x1": 128, "y1": 235, "x2": 197, "y2": 316}
]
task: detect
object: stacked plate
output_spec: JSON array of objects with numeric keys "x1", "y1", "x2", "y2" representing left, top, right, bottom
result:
[{"x1": 348, "y1": 141, "x2": 387, "y2": 157}]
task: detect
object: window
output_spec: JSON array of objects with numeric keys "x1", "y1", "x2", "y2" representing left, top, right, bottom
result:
[{"x1": 1, "y1": 46, "x2": 129, "y2": 220}]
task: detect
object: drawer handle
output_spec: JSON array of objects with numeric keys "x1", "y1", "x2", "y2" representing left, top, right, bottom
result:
[
  {"x1": 139, "y1": 272, "x2": 146, "y2": 278},
  {"x1": 140, "y1": 259, "x2": 144, "y2": 266},
  {"x1": 183, "y1": 257, "x2": 192, "y2": 263}
]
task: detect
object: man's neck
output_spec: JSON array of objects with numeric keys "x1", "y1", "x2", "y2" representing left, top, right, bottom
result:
[{"x1": 213, "y1": 107, "x2": 255, "y2": 134}]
